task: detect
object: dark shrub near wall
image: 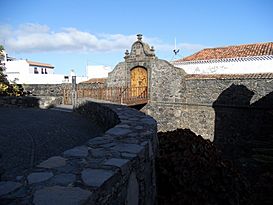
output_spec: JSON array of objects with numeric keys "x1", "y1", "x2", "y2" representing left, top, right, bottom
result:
[{"x1": 156, "y1": 129, "x2": 251, "y2": 205}]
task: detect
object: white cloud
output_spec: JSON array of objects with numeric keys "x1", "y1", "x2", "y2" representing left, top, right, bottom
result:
[{"x1": 0, "y1": 23, "x2": 205, "y2": 54}]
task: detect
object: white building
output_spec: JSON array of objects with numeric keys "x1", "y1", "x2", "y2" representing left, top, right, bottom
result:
[
  {"x1": 86, "y1": 65, "x2": 112, "y2": 79},
  {"x1": 6, "y1": 59, "x2": 54, "y2": 76},
  {"x1": 1, "y1": 51, "x2": 87, "y2": 84},
  {"x1": 172, "y1": 42, "x2": 273, "y2": 74}
]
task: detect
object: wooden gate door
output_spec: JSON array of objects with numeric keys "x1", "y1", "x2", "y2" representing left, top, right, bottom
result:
[{"x1": 130, "y1": 67, "x2": 148, "y2": 97}]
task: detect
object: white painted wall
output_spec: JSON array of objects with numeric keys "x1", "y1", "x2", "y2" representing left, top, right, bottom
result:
[
  {"x1": 3, "y1": 58, "x2": 88, "y2": 84},
  {"x1": 5, "y1": 60, "x2": 29, "y2": 75},
  {"x1": 86, "y1": 65, "x2": 112, "y2": 78},
  {"x1": 29, "y1": 65, "x2": 54, "y2": 74},
  {"x1": 173, "y1": 56, "x2": 273, "y2": 74},
  {"x1": 7, "y1": 73, "x2": 88, "y2": 84}
]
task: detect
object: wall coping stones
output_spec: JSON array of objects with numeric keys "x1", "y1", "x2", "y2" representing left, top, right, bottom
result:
[
  {"x1": 48, "y1": 174, "x2": 76, "y2": 186},
  {"x1": 37, "y1": 156, "x2": 67, "y2": 169},
  {"x1": 63, "y1": 146, "x2": 89, "y2": 158},
  {"x1": 103, "y1": 158, "x2": 130, "y2": 174},
  {"x1": 0, "y1": 99, "x2": 158, "y2": 205},
  {"x1": 111, "y1": 143, "x2": 145, "y2": 154},
  {"x1": 33, "y1": 186, "x2": 92, "y2": 205},
  {"x1": 81, "y1": 168, "x2": 115, "y2": 187},
  {"x1": 105, "y1": 127, "x2": 132, "y2": 136},
  {"x1": 27, "y1": 172, "x2": 54, "y2": 184}
]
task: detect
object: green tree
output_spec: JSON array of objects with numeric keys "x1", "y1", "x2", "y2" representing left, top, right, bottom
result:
[
  {"x1": 0, "y1": 45, "x2": 24, "y2": 96},
  {"x1": 0, "y1": 45, "x2": 9, "y2": 95}
]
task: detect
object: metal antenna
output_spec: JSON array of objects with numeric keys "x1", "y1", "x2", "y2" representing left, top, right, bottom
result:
[{"x1": 173, "y1": 37, "x2": 180, "y2": 56}]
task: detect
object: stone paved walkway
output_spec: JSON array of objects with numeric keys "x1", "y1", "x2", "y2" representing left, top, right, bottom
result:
[{"x1": 0, "y1": 107, "x2": 103, "y2": 180}]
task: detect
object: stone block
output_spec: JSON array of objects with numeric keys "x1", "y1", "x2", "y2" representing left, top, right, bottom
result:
[
  {"x1": 38, "y1": 156, "x2": 66, "y2": 169},
  {"x1": 100, "y1": 142, "x2": 117, "y2": 148},
  {"x1": 49, "y1": 174, "x2": 76, "y2": 186},
  {"x1": 90, "y1": 148, "x2": 107, "y2": 158},
  {"x1": 87, "y1": 137, "x2": 112, "y2": 146},
  {"x1": 81, "y1": 168, "x2": 114, "y2": 187},
  {"x1": 106, "y1": 127, "x2": 131, "y2": 136},
  {"x1": 63, "y1": 146, "x2": 88, "y2": 158},
  {"x1": 121, "y1": 153, "x2": 137, "y2": 159},
  {"x1": 0, "y1": 181, "x2": 22, "y2": 196},
  {"x1": 28, "y1": 172, "x2": 53, "y2": 184},
  {"x1": 103, "y1": 158, "x2": 129, "y2": 174},
  {"x1": 111, "y1": 143, "x2": 144, "y2": 154},
  {"x1": 33, "y1": 186, "x2": 91, "y2": 205}
]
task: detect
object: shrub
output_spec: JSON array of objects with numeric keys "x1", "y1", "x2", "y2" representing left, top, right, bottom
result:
[
  {"x1": 0, "y1": 68, "x2": 24, "y2": 96},
  {"x1": 156, "y1": 129, "x2": 251, "y2": 205}
]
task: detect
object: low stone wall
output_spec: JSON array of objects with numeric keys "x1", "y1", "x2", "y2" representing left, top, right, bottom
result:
[
  {"x1": 22, "y1": 83, "x2": 105, "y2": 97},
  {"x1": 0, "y1": 96, "x2": 62, "y2": 109},
  {"x1": 0, "y1": 99, "x2": 158, "y2": 205},
  {"x1": 0, "y1": 96, "x2": 40, "y2": 108},
  {"x1": 22, "y1": 84, "x2": 67, "y2": 97}
]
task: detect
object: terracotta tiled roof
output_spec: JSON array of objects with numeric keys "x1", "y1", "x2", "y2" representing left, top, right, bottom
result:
[
  {"x1": 27, "y1": 60, "x2": 54, "y2": 68},
  {"x1": 175, "y1": 42, "x2": 273, "y2": 62},
  {"x1": 185, "y1": 73, "x2": 273, "y2": 80},
  {"x1": 80, "y1": 78, "x2": 106, "y2": 84}
]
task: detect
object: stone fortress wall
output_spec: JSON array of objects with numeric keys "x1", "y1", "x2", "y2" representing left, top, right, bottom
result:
[
  {"x1": 145, "y1": 74, "x2": 273, "y2": 139},
  {"x1": 0, "y1": 97, "x2": 158, "y2": 205},
  {"x1": 105, "y1": 34, "x2": 273, "y2": 141},
  {"x1": 105, "y1": 35, "x2": 273, "y2": 178}
]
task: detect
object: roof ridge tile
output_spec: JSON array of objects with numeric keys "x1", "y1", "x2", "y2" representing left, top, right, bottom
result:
[{"x1": 175, "y1": 42, "x2": 273, "y2": 62}]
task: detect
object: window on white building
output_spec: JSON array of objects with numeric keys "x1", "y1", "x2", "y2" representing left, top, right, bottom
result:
[{"x1": 34, "y1": 67, "x2": 39, "y2": 74}]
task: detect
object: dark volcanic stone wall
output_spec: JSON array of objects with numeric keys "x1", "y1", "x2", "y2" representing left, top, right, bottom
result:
[
  {"x1": 23, "y1": 84, "x2": 66, "y2": 96},
  {"x1": 150, "y1": 60, "x2": 186, "y2": 103},
  {"x1": 143, "y1": 76, "x2": 273, "y2": 141},
  {"x1": 184, "y1": 77, "x2": 273, "y2": 139},
  {"x1": 106, "y1": 62, "x2": 127, "y2": 87},
  {"x1": 144, "y1": 75, "x2": 273, "y2": 183}
]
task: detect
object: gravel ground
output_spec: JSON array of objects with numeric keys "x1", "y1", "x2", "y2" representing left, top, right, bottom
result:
[{"x1": 0, "y1": 107, "x2": 103, "y2": 180}]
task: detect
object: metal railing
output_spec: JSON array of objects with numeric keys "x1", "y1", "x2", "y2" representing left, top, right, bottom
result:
[{"x1": 64, "y1": 86, "x2": 148, "y2": 106}]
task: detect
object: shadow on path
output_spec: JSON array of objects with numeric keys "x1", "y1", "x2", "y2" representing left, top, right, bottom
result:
[{"x1": 0, "y1": 107, "x2": 103, "y2": 180}]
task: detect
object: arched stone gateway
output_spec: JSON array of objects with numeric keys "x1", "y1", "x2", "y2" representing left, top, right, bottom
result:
[
  {"x1": 73, "y1": 34, "x2": 187, "y2": 129},
  {"x1": 106, "y1": 34, "x2": 161, "y2": 105},
  {"x1": 106, "y1": 33, "x2": 185, "y2": 107},
  {"x1": 107, "y1": 34, "x2": 156, "y2": 92}
]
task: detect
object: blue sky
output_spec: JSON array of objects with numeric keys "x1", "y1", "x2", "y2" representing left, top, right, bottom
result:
[{"x1": 1, "y1": 0, "x2": 272, "y2": 76}]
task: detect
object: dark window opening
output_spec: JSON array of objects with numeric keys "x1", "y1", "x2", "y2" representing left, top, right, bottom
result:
[{"x1": 34, "y1": 67, "x2": 39, "y2": 74}]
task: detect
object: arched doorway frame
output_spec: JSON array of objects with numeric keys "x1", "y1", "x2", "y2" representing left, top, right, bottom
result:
[{"x1": 130, "y1": 66, "x2": 148, "y2": 97}]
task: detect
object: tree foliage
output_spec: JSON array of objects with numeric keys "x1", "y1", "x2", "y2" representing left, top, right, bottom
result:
[{"x1": 0, "y1": 45, "x2": 24, "y2": 96}]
